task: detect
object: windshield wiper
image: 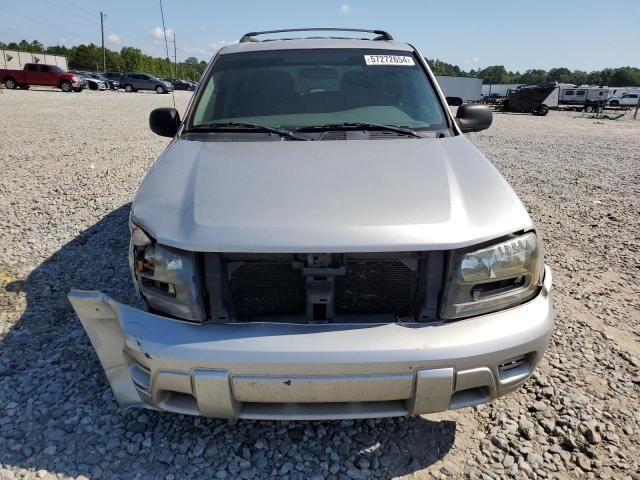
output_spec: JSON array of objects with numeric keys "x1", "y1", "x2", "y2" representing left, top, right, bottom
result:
[
  {"x1": 296, "y1": 122, "x2": 422, "y2": 138},
  {"x1": 187, "y1": 122, "x2": 310, "y2": 141}
]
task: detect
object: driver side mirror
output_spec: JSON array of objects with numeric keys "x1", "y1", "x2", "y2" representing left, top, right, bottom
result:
[
  {"x1": 455, "y1": 104, "x2": 493, "y2": 133},
  {"x1": 149, "y1": 108, "x2": 180, "y2": 137}
]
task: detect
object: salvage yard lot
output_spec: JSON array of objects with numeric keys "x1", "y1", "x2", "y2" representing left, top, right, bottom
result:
[{"x1": 0, "y1": 89, "x2": 639, "y2": 479}]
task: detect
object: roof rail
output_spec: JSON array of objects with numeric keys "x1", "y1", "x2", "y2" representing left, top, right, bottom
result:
[{"x1": 239, "y1": 28, "x2": 394, "y2": 43}]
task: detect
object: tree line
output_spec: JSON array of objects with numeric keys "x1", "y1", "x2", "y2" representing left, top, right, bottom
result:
[
  {"x1": 427, "y1": 60, "x2": 640, "y2": 87},
  {"x1": 0, "y1": 39, "x2": 207, "y2": 80},
  {"x1": 2, "y1": 39, "x2": 639, "y2": 86}
]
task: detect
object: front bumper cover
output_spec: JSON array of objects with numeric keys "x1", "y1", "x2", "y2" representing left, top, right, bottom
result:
[{"x1": 68, "y1": 266, "x2": 553, "y2": 420}]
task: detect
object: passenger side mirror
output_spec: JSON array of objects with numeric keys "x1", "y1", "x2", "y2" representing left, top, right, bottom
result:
[
  {"x1": 149, "y1": 108, "x2": 180, "y2": 137},
  {"x1": 455, "y1": 104, "x2": 493, "y2": 133}
]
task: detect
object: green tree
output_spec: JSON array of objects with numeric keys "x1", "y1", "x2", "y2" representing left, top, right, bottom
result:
[
  {"x1": 119, "y1": 46, "x2": 143, "y2": 71},
  {"x1": 18, "y1": 40, "x2": 32, "y2": 51},
  {"x1": 547, "y1": 67, "x2": 573, "y2": 83},
  {"x1": 519, "y1": 69, "x2": 547, "y2": 84},
  {"x1": 479, "y1": 65, "x2": 509, "y2": 85},
  {"x1": 609, "y1": 67, "x2": 640, "y2": 87},
  {"x1": 30, "y1": 40, "x2": 45, "y2": 53},
  {"x1": 70, "y1": 43, "x2": 102, "y2": 70}
]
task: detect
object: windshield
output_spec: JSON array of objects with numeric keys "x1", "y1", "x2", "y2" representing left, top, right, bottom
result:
[
  {"x1": 52, "y1": 66, "x2": 65, "y2": 73},
  {"x1": 191, "y1": 49, "x2": 447, "y2": 131}
]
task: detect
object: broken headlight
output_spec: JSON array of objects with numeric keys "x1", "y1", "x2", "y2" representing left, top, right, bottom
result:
[
  {"x1": 441, "y1": 232, "x2": 543, "y2": 320},
  {"x1": 129, "y1": 220, "x2": 205, "y2": 322}
]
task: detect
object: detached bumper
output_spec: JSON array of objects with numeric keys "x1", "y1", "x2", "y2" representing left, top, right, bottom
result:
[{"x1": 68, "y1": 267, "x2": 553, "y2": 420}]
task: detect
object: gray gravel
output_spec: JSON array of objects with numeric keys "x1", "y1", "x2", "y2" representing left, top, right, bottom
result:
[{"x1": 1, "y1": 89, "x2": 639, "y2": 479}]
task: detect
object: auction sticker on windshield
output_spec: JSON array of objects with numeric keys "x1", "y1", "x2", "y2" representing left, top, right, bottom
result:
[{"x1": 364, "y1": 55, "x2": 415, "y2": 66}]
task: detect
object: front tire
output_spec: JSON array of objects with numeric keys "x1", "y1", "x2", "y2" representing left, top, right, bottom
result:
[
  {"x1": 124, "y1": 84, "x2": 134, "y2": 92},
  {"x1": 89, "y1": 82, "x2": 98, "y2": 91},
  {"x1": 60, "y1": 80, "x2": 72, "y2": 93},
  {"x1": 4, "y1": 77, "x2": 17, "y2": 89},
  {"x1": 155, "y1": 85, "x2": 165, "y2": 94}
]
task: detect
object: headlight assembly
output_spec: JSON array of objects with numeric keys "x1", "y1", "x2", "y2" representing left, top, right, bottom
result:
[
  {"x1": 129, "y1": 220, "x2": 205, "y2": 322},
  {"x1": 441, "y1": 232, "x2": 543, "y2": 320}
]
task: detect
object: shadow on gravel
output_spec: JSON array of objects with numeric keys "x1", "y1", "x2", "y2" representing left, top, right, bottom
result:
[{"x1": 1, "y1": 204, "x2": 456, "y2": 479}]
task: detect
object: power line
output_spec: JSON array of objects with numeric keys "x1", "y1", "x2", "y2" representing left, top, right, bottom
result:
[
  {"x1": 158, "y1": 0, "x2": 175, "y2": 108},
  {"x1": 0, "y1": 7, "x2": 89, "y2": 42},
  {"x1": 159, "y1": 0, "x2": 171, "y2": 61},
  {"x1": 46, "y1": 0, "x2": 94, "y2": 22},
  {"x1": 66, "y1": 0, "x2": 98, "y2": 17}
]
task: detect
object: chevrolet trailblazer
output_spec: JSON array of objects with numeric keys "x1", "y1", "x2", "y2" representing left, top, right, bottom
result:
[{"x1": 69, "y1": 28, "x2": 554, "y2": 420}]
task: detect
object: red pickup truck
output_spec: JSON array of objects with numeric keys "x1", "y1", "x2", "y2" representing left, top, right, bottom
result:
[{"x1": 1, "y1": 63, "x2": 86, "y2": 92}]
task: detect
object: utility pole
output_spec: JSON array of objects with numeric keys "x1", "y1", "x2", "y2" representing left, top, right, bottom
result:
[
  {"x1": 172, "y1": 32, "x2": 177, "y2": 78},
  {"x1": 100, "y1": 11, "x2": 106, "y2": 72}
]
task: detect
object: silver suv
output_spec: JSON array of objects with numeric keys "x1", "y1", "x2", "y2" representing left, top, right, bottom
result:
[
  {"x1": 120, "y1": 72, "x2": 173, "y2": 94},
  {"x1": 69, "y1": 28, "x2": 554, "y2": 420}
]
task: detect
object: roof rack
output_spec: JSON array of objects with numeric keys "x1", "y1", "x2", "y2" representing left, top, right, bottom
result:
[{"x1": 239, "y1": 28, "x2": 394, "y2": 43}]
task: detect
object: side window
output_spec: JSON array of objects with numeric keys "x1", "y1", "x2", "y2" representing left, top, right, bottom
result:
[
  {"x1": 598, "y1": 92, "x2": 604, "y2": 96},
  {"x1": 193, "y1": 74, "x2": 216, "y2": 124},
  {"x1": 39, "y1": 65, "x2": 50, "y2": 73},
  {"x1": 564, "y1": 90, "x2": 574, "y2": 96},
  {"x1": 142, "y1": 75, "x2": 151, "y2": 80},
  {"x1": 576, "y1": 90, "x2": 586, "y2": 96},
  {"x1": 27, "y1": 64, "x2": 37, "y2": 72}
]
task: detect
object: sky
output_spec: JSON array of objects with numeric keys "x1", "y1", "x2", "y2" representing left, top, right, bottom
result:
[{"x1": 1, "y1": 0, "x2": 639, "y2": 72}]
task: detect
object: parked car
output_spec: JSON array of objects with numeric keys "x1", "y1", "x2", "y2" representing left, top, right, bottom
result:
[
  {"x1": 69, "y1": 28, "x2": 554, "y2": 420},
  {"x1": 120, "y1": 72, "x2": 173, "y2": 93},
  {"x1": 87, "y1": 72, "x2": 119, "y2": 90},
  {"x1": 0, "y1": 63, "x2": 85, "y2": 92},
  {"x1": 102, "y1": 72, "x2": 122, "y2": 82},
  {"x1": 69, "y1": 71, "x2": 107, "y2": 91},
  {"x1": 608, "y1": 93, "x2": 639, "y2": 108},
  {"x1": 164, "y1": 78, "x2": 195, "y2": 90}
]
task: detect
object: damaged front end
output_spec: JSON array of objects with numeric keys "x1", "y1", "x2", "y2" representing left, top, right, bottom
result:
[
  {"x1": 129, "y1": 221, "x2": 205, "y2": 322},
  {"x1": 67, "y1": 220, "x2": 554, "y2": 419},
  {"x1": 129, "y1": 219, "x2": 447, "y2": 325}
]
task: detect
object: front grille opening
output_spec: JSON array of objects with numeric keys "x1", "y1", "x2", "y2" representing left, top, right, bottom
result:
[
  {"x1": 230, "y1": 262, "x2": 305, "y2": 319},
  {"x1": 209, "y1": 252, "x2": 437, "y2": 323},
  {"x1": 313, "y1": 303, "x2": 327, "y2": 321},
  {"x1": 335, "y1": 261, "x2": 417, "y2": 316}
]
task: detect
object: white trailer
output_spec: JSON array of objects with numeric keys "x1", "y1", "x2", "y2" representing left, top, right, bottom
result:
[
  {"x1": 435, "y1": 76, "x2": 482, "y2": 104},
  {"x1": 608, "y1": 86, "x2": 640, "y2": 98},
  {"x1": 558, "y1": 85, "x2": 608, "y2": 105}
]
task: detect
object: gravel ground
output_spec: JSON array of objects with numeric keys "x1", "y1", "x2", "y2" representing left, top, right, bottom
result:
[{"x1": 0, "y1": 88, "x2": 639, "y2": 480}]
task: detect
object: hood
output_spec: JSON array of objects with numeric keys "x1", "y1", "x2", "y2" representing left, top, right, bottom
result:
[{"x1": 132, "y1": 136, "x2": 532, "y2": 252}]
